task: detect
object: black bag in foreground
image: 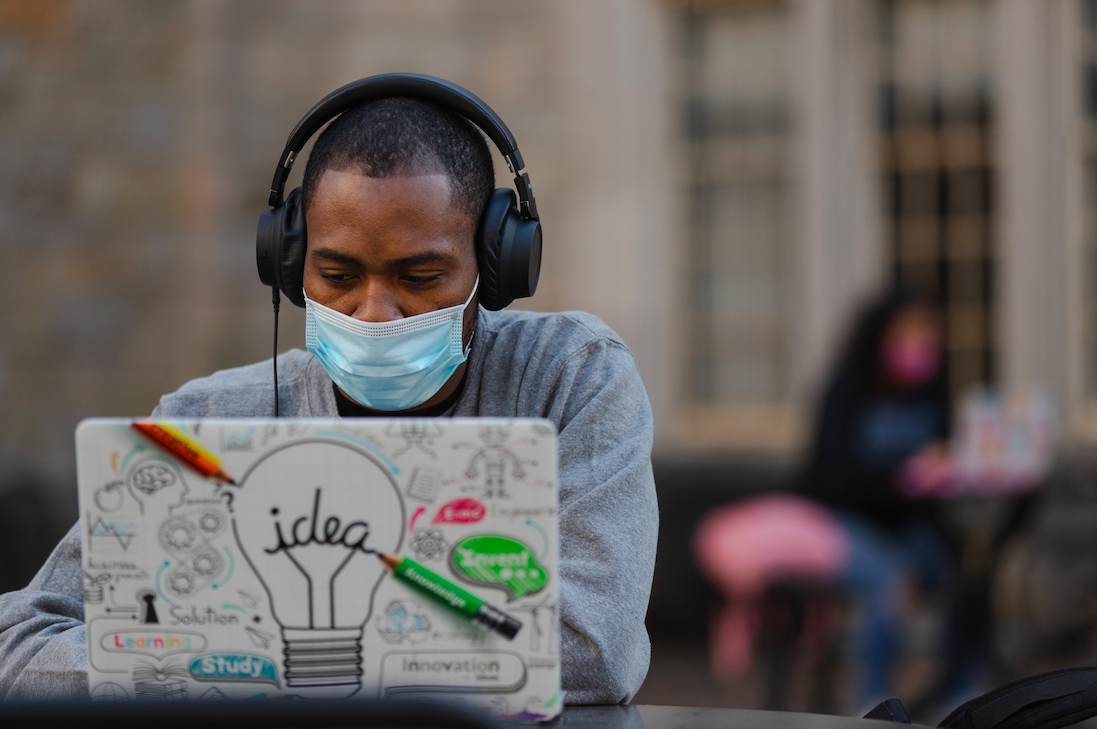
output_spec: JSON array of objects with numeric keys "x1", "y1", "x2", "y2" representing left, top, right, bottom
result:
[
  {"x1": 864, "y1": 698, "x2": 912, "y2": 723},
  {"x1": 863, "y1": 667, "x2": 1097, "y2": 728},
  {"x1": 937, "y1": 667, "x2": 1097, "y2": 729}
]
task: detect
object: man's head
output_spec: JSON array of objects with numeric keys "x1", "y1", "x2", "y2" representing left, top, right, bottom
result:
[
  {"x1": 302, "y1": 97, "x2": 494, "y2": 225},
  {"x1": 300, "y1": 97, "x2": 494, "y2": 412}
]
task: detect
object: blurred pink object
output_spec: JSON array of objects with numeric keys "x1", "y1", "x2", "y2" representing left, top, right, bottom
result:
[
  {"x1": 898, "y1": 450, "x2": 956, "y2": 497},
  {"x1": 693, "y1": 494, "x2": 850, "y2": 680}
]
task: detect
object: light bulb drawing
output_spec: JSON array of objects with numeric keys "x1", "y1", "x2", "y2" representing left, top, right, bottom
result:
[{"x1": 228, "y1": 440, "x2": 404, "y2": 699}]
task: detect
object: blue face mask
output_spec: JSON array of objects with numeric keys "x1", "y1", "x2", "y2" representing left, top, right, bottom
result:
[{"x1": 305, "y1": 278, "x2": 477, "y2": 412}]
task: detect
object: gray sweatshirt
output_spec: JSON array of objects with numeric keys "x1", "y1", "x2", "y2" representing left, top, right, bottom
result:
[{"x1": 0, "y1": 307, "x2": 658, "y2": 704}]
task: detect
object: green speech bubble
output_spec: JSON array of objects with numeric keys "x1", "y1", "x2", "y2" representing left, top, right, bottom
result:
[{"x1": 449, "y1": 535, "x2": 547, "y2": 602}]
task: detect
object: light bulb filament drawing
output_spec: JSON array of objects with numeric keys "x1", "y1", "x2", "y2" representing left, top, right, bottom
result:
[
  {"x1": 267, "y1": 488, "x2": 373, "y2": 555},
  {"x1": 264, "y1": 487, "x2": 377, "y2": 630}
]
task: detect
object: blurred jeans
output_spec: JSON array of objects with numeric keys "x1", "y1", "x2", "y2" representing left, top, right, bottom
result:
[{"x1": 835, "y1": 510, "x2": 952, "y2": 705}]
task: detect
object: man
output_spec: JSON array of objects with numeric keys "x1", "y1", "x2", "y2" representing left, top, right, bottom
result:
[{"x1": 0, "y1": 95, "x2": 658, "y2": 703}]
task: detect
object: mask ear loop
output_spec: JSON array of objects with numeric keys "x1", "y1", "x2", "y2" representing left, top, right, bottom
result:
[{"x1": 462, "y1": 275, "x2": 479, "y2": 358}]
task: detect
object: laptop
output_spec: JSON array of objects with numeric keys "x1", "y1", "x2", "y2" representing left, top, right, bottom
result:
[{"x1": 76, "y1": 417, "x2": 561, "y2": 721}]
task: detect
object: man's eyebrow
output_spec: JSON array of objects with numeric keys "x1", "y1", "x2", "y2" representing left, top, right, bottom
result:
[
  {"x1": 389, "y1": 251, "x2": 454, "y2": 268},
  {"x1": 310, "y1": 247, "x2": 455, "y2": 268},
  {"x1": 310, "y1": 247, "x2": 361, "y2": 266}
]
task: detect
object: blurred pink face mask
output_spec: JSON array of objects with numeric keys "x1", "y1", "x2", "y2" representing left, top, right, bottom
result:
[{"x1": 882, "y1": 335, "x2": 940, "y2": 387}]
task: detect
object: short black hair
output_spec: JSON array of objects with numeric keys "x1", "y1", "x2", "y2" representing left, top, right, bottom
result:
[{"x1": 302, "y1": 96, "x2": 495, "y2": 223}]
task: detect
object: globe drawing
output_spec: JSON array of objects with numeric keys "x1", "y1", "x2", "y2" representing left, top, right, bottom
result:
[{"x1": 91, "y1": 682, "x2": 129, "y2": 701}]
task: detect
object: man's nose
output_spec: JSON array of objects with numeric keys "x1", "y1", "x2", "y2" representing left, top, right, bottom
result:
[{"x1": 351, "y1": 282, "x2": 403, "y2": 323}]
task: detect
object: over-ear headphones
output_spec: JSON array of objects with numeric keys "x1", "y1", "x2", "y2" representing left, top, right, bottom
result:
[{"x1": 256, "y1": 73, "x2": 542, "y2": 311}]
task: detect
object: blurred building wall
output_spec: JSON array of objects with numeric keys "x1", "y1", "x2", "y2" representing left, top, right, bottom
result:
[
  {"x1": 0, "y1": 0, "x2": 1093, "y2": 522},
  {"x1": 0, "y1": 0, "x2": 678, "y2": 518}
]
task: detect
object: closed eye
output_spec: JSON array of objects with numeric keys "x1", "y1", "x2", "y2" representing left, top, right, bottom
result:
[{"x1": 401, "y1": 273, "x2": 443, "y2": 284}]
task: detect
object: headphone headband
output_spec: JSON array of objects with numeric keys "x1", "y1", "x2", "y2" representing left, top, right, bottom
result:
[
  {"x1": 266, "y1": 73, "x2": 537, "y2": 220},
  {"x1": 257, "y1": 72, "x2": 542, "y2": 317}
]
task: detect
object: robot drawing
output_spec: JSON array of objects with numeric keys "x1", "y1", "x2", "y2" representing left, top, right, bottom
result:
[{"x1": 458, "y1": 426, "x2": 532, "y2": 499}]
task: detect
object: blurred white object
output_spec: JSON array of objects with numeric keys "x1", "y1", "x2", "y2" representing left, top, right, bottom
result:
[{"x1": 949, "y1": 386, "x2": 1058, "y2": 496}]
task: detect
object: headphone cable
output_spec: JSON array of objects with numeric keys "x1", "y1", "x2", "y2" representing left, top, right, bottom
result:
[{"x1": 271, "y1": 286, "x2": 280, "y2": 417}]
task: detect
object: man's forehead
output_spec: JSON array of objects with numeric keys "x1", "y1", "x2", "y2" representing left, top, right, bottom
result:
[
  {"x1": 311, "y1": 169, "x2": 454, "y2": 211},
  {"x1": 305, "y1": 169, "x2": 476, "y2": 266}
]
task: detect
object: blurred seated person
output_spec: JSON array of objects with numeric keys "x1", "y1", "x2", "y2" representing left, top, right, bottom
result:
[{"x1": 799, "y1": 288, "x2": 955, "y2": 707}]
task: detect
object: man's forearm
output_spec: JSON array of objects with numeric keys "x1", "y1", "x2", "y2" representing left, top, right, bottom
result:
[{"x1": 0, "y1": 522, "x2": 89, "y2": 700}]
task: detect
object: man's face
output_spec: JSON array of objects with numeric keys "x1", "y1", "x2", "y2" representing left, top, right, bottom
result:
[{"x1": 303, "y1": 168, "x2": 479, "y2": 410}]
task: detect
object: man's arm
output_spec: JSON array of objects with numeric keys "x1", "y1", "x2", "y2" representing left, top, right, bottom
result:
[
  {"x1": 544, "y1": 336, "x2": 658, "y2": 704},
  {"x1": 0, "y1": 387, "x2": 280, "y2": 701},
  {"x1": 0, "y1": 522, "x2": 89, "y2": 700}
]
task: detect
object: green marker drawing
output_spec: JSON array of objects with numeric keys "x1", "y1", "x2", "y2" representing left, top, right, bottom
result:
[
  {"x1": 525, "y1": 519, "x2": 549, "y2": 561},
  {"x1": 380, "y1": 553, "x2": 521, "y2": 640},
  {"x1": 211, "y1": 546, "x2": 234, "y2": 589},
  {"x1": 155, "y1": 560, "x2": 176, "y2": 606},
  {"x1": 119, "y1": 442, "x2": 147, "y2": 474},
  {"x1": 450, "y1": 535, "x2": 548, "y2": 601}
]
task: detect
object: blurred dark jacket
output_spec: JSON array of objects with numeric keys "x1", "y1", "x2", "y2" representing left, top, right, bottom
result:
[
  {"x1": 800, "y1": 367, "x2": 948, "y2": 527},
  {"x1": 798, "y1": 290, "x2": 950, "y2": 529}
]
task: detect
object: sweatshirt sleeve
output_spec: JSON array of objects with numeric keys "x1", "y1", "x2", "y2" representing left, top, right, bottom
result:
[
  {"x1": 0, "y1": 521, "x2": 89, "y2": 700},
  {"x1": 545, "y1": 337, "x2": 658, "y2": 704},
  {"x1": 0, "y1": 401, "x2": 178, "y2": 700}
]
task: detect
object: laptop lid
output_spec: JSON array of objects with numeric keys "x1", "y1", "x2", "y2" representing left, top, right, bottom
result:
[{"x1": 76, "y1": 417, "x2": 560, "y2": 720}]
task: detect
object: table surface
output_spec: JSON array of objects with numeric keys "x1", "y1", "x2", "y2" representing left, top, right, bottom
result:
[
  {"x1": 0, "y1": 700, "x2": 913, "y2": 728},
  {"x1": 562, "y1": 705, "x2": 909, "y2": 728}
]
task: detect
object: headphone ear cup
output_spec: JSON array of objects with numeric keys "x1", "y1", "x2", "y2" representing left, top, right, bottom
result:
[
  {"x1": 256, "y1": 206, "x2": 281, "y2": 290},
  {"x1": 476, "y1": 188, "x2": 516, "y2": 311},
  {"x1": 255, "y1": 186, "x2": 308, "y2": 308},
  {"x1": 509, "y1": 216, "x2": 541, "y2": 300},
  {"x1": 476, "y1": 188, "x2": 542, "y2": 311},
  {"x1": 277, "y1": 187, "x2": 308, "y2": 308}
]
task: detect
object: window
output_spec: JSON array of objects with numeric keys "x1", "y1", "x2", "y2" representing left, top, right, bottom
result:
[
  {"x1": 1082, "y1": 0, "x2": 1097, "y2": 398},
  {"x1": 680, "y1": 0, "x2": 793, "y2": 407},
  {"x1": 878, "y1": 0, "x2": 996, "y2": 399}
]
